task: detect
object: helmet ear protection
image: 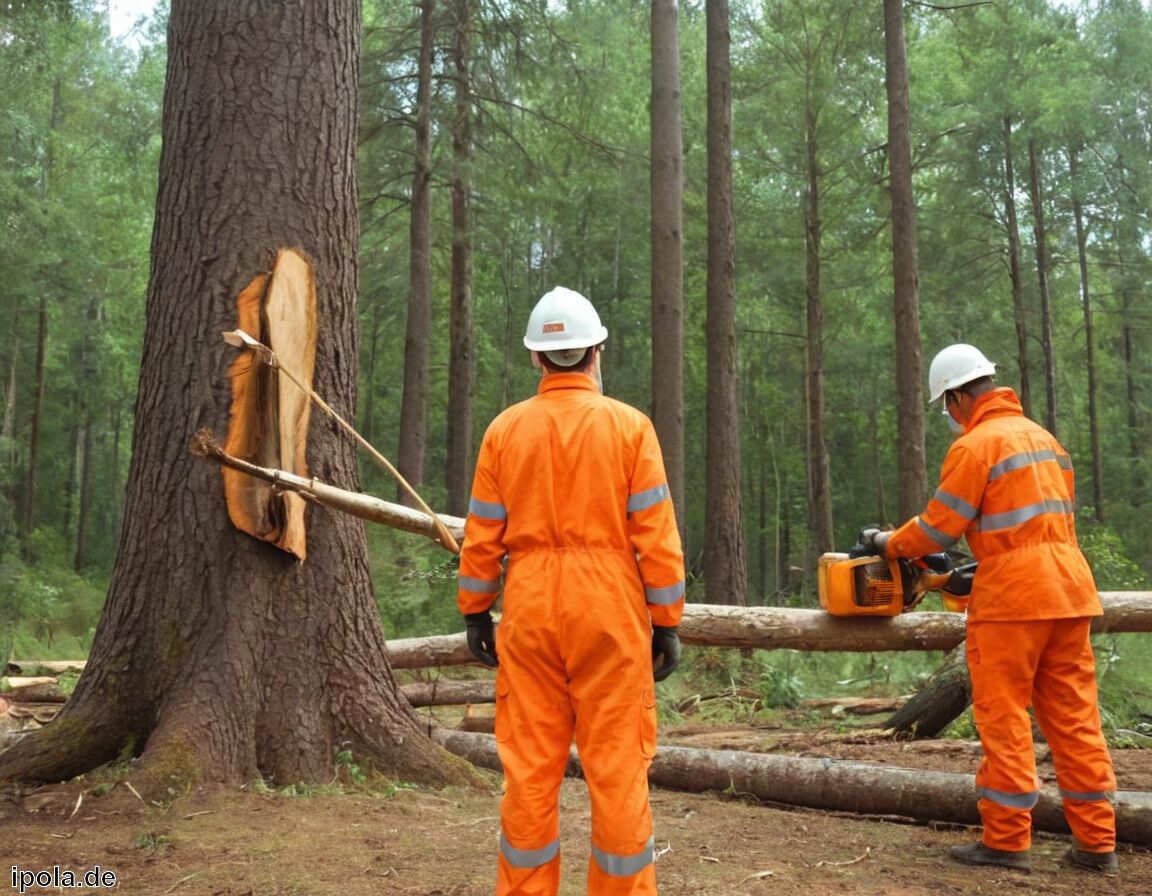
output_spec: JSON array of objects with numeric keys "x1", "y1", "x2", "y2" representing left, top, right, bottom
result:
[
  {"x1": 928, "y1": 343, "x2": 996, "y2": 403},
  {"x1": 524, "y1": 287, "x2": 608, "y2": 361}
]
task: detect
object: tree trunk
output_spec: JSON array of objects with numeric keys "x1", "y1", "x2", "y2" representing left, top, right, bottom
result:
[
  {"x1": 804, "y1": 118, "x2": 833, "y2": 555},
  {"x1": 882, "y1": 644, "x2": 970, "y2": 739},
  {"x1": 397, "y1": 0, "x2": 435, "y2": 506},
  {"x1": 883, "y1": 0, "x2": 926, "y2": 523},
  {"x1": 704, "y1": 0, "x2": 748, "y2": 606},
  {"x1": 1002, "y1": 116, "x2": 1032, "y2": 418},
  {"x1": 435, "y1": 731, "x2": 1152, "y2": 845},
  {"x1": 0, "y1": 0, "x2": 472, "y2": 795},
  {"x1": 650, "y1": 0, "x2": 686, "y2": 549},
  {"x1": 445, "y1": 0, "x2": 474, "y2": 519},
  {"x1": 1027, "y1": 139, "x2": 1058, "y2": 436},
  {"x1": 1068, "y1": 148, "x2": 1104, "y2": 523}
]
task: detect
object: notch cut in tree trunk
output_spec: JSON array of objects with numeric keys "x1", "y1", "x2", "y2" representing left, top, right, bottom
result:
[{"x1": 223, "y1": 248, "x2": 316, "y2": 560}]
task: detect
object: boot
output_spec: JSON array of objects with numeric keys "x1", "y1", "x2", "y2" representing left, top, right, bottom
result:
[
  {"x1": 1062, "y1": 848, "x2": 1119, "y2": 875},
  {"x1": 948, "y1": 842, "x2": 1031, "y2": 872}
]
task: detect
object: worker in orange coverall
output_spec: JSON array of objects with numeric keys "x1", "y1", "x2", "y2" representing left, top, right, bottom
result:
[
  {"x1": 457, "y1": 286, "x2": 686, "y2": 896},
  {"x1": 860, "y1": 343, "x2": 1118, "y2": 876}
]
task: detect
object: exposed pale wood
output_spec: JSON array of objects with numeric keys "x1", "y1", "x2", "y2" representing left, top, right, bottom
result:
[
  {"x1": 6, "y1": 660, "x2": 86, "y2": 675},
  {"x1": 222, "y1": 248, "x2": 317, "y2": 559},
  {"x1": 434, "y1": 729, "x2": 1152, "y2": 846}
]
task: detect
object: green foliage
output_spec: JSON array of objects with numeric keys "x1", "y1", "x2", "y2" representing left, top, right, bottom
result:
[
  {"x1": 1078, "y1": 522, "x2": 1152, "y2": 590},
  {"x1": 366, "y1": 527, "x2": 462, "y2": 639}
]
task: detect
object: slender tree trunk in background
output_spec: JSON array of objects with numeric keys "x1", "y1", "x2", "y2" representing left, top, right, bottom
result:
[
  {"x1": 0, "y1": 0, "x2": 471, "y2": 793},
  {"x1": 397, "y1": 0, "x2": 435, "y2": 506},
  {"x1": 650, "y1": 0, "x2": 686, "y2": 549},
  {"x1": 446, "y1": 0, "x2": 474, "y2": 518},
  {"x1": 22, "y1": 296, "x2": 47, "y2": 541},
  {"x1": 361, "y1": 297, "x2": 382, "y2": 449},
  {"x1": 1, "y1": 316, "x2": 17, "y2": 468},
  {"x1": 73, "y1": 411, "x2": 93, "y2": 572},
  {"x1": 1027, "y1": 139, "x2": 1058, "y2": 437},
  {"x1": 1068, "y1": 148, "x2": 1104, "y2": 523},
  {"x1": 883, "y1": 0, "x2": 926, "y2": 523},
  {"x1": 704, "y1": 0, "x2": 748, "y2": 606},
  {"x1": 804, "y1": 127, "x2": 832, "y2": 555},
  {"x1": 1002, "y1": 116, "x2": 1032, "y2": 418}
]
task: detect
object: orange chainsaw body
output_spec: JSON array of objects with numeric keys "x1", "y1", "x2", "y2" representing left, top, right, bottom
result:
[{"x1": 818, "y1": 552, "x2": 970, "y2": 616}]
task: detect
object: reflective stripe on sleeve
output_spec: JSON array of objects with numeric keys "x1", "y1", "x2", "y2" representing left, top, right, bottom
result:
[
  {"x1": 977, "y1": 785, "x2": 1040, "y2": 809},
  {"x1": 645, "y1": 581, "x2": 684, "y2": 606},
  {"x1": 627, "y1": 483, "x2": 670, "y2": 513},
  {"x1": 458, "y1": 575, "x2": 500, "y2": 594},
  {"x1": 500, "y1": 832, "x2": 560, "y2": 869},
  {"x1": 974, "y1": 499, "x2": 1076, "y2": 532},
  {"x1": 469, "y1": 497, "x2": 507, "y2": 520},
  {"x1": 591, "y1": 836, "x2": 654, "y2": 877},
  {"x1": 915, "y1": 517, "x2": 958, "y2": 550},
  {"x1": 988, "y1": 449, "x2": 1073, "y2": 480},
  {"x1": 933, "y1": 489, "x2": 978, "y2": 521}
]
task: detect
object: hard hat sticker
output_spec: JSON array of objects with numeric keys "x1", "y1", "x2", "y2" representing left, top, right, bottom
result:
[{"x1": 542, "y1": 322, "x2": 566, "y2": 333}]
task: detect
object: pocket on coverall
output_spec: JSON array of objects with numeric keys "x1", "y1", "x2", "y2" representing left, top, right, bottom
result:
[
  {"x1": 640, "y1": 688, "x2": 658, "y2": 759},
  {"x1": 495, "y1": 674, "x2": 512, "y2": 743}
]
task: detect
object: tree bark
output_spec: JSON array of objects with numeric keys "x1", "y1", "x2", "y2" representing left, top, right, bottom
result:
[
  {"x1": 704, "y1": 0, "x2": 748, "y2": 606},
  {"x1": 434, "y1": 730, "x2": 1152, "y2": 846},
  {"x1": 446, "y1": 0, "x2": 475, "y2": 519},
  {"x1": 397, "y1": 0, "x2": 436, "y2": 506},
  {"x1": 883, "y1": 0, "x2": 927, "y2": 523},
  {"x1": 650, "y1": 0, "x2": 686, "y2": 549},
  {"x1": 1027, "y1": 139, "x2": 1058, "y2": 437},
  {"x1": 0, "y1": 0, "x2": 472, "y2": 795},
  {"x1": 1002, "y1": 116, "x2": 1032, "y2": 418},
  {"x1": 804, "y1": 115, "x2": 833, "y2": 555},
  {"x1": 1068, "y1": 147, "x2": 1104, "y2": 523}
]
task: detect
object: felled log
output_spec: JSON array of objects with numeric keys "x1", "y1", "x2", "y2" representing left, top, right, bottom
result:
[
  {"x1": 801, "y1": 696, "x2": 907, "y2": 715},
  {"x1": 6, "y1": 660, "x2": 86, "y2": 676},
  {"x1": 2, "y1": 677, "x2": 67, "y2": 704},
  {"x1": 433, "y1": 729, "x2": 1152, "y2": 846},
  {"x1": 400, "y1": 679, "x2": 494, "y2": 707},
  {"x1": 386, "y1": 593, "x2": 1152, "y2": 668}
]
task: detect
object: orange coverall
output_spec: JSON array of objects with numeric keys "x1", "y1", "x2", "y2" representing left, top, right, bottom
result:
[
  {"x1": 457, "y1": 371, "x2": 685, "y2": 896},
  {"x1": 885, "y1": 387, "x2": 1115, "y2": 854}
]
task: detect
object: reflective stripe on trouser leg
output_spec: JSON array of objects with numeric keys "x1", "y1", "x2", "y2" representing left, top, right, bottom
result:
[
  {"x1": 967, "y1": 621, "x2": 1045, "y2": 851},
  {"x1": 1031, "y1": 617, "x2": 1117, "y2": 852}
]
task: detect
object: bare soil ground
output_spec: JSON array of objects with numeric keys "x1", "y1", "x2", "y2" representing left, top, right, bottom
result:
[{"x1": 4, "y1": 719, "x2": 1150, "y2": 896}]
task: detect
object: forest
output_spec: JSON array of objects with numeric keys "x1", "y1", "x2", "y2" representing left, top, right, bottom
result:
[
  {"x1": 1, "y1": 0, "x2": 1150, "y2": 653},
  {"x1": 2, "y1": 2, "x2": 1152, "y2": 892}
]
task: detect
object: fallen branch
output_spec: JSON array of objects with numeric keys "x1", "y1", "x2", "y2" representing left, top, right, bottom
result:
[{"x1": 193, "y1": 431, "x2": 465, "y2": 549}]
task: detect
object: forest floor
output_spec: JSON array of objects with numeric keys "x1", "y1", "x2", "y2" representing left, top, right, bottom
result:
[{"x1": 3, "y1": 710, "x2": 1151, "y2": 896}]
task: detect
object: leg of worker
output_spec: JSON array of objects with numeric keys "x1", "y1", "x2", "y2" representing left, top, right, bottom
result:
[
  {"x1": 1031, "y1": 617, "x2": 1116, "y2": 853},
  {"x1": 495, "y1": 615, "x2": 575, "y2": 896},
  {"x1": 966, "y1": 621, "x2": 1044, "y2": 851},
  {"x1": 566, "y1": 566, "x2": 658, "y2": 896}
]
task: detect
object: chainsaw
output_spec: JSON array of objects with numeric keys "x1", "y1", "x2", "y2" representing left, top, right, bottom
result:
[{"x1": 817, "y1": 532, "x2": 975, "y2": 617}]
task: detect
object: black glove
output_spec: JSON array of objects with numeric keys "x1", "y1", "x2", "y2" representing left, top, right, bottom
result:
[
  {"x1": 464, "y1": 611, "x2": 498, "y2": 667},
  {"x1": 944, "y1": 561, "x2": 977, "y2": 597},
  {"x1": 651, "y1": 625, "x2": 681, "y2": 682},
  {"x1": 849, "y1": 526, "x2": 884, "y2": 559}
]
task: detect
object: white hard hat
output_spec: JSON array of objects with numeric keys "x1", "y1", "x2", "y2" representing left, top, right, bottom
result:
[
  {"x1": 523, "y1": 287, "x2": 608, "y2": 362},
  {"x1": 928, "y1": 343, "x2": 997, "y2": 402}
]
